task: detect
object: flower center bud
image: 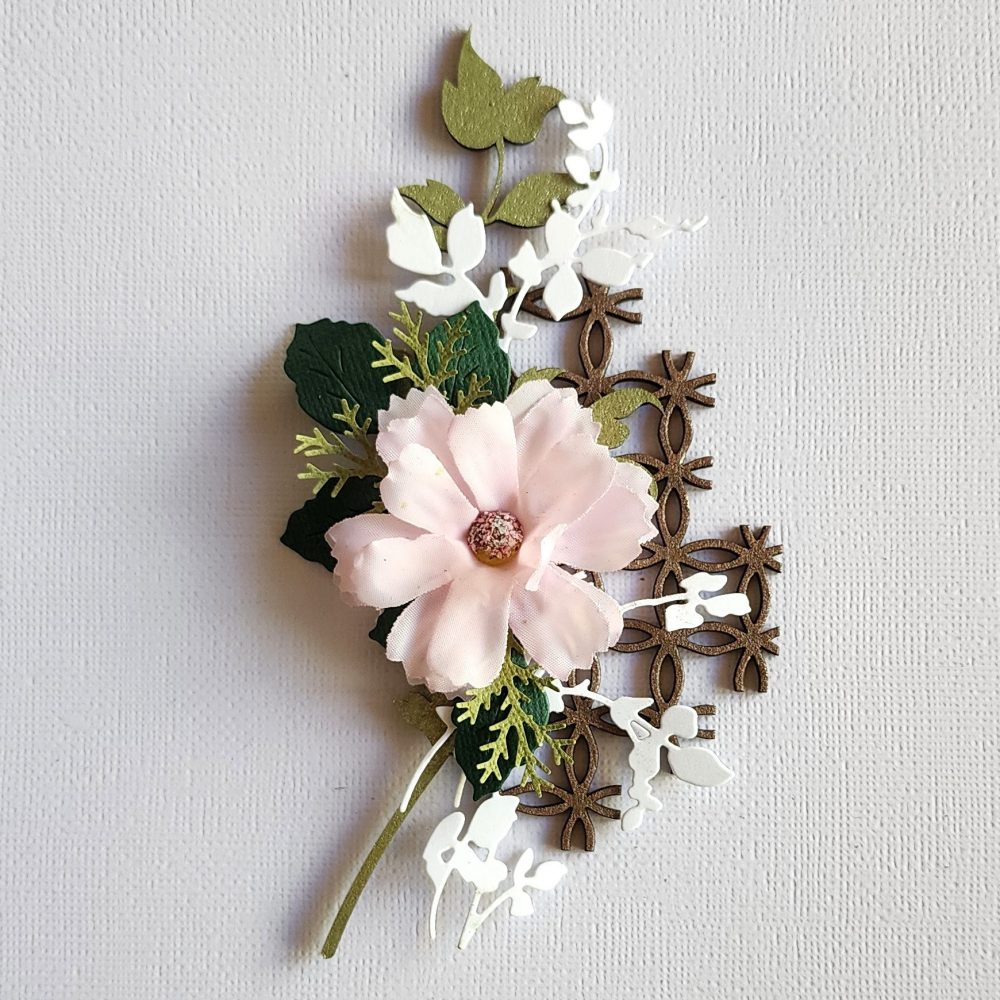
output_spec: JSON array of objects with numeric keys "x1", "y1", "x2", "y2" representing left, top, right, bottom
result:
[{"x1": 467, "y1": 510, "x2": 524, "y2": 566}]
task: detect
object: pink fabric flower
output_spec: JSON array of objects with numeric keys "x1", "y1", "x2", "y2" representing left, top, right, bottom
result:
[{"x1": 326, "y1": 382, "x2": 657, "y2": 694}]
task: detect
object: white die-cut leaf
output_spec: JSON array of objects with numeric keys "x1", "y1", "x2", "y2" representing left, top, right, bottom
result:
[
  {"x1": 508, "y1": 240, "x2": 544, "y2": 286},
  {"x1": 388, "y1": 191, "x2": 505, "y2": 319},
  {"x1": 666, "y1": 745, "x2": 735, "y2": 787},
  {"x1": 387, "y1": 189, "x2": 444, "y2": 275},
  {"x1": 446, "y1": 203, "x2": 486, "y2": 272},
  {"x1": 565, "y1": 153, "x2": 592, "y2": 185},
  {"x1": 548, "y1": 679, "x2": 735, "y2": 834},
  {"x1": 620, "y1": 571, "x2": 751, "y2": 631},
  {"x1": 424, "y1": 792, "x2": 570, "y2": 949},
  {"x1": 542, "y1": 263, "x2": 584, "y2": 319},
  {"x1": 580, "y1": 246, "x2": 639, "y2": 285},
  {"x1": 557, "y1": 97, "x2": 588, "y2": 125},
  {"x1": 464, "y1": 793, "x2": 518, "y2": 852}
]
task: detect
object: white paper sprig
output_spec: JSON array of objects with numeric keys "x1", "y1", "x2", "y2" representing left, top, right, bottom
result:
[
  {"x1": 423, "y1": 793, "x2": 567, "y2": 948},
  {"x1": 387, "y1": 192, "x2": 507, "y2": 317}
]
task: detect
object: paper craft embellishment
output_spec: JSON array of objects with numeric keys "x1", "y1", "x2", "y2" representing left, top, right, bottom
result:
[{"x1": 279, "y1": 32, "x2": 781, "y2": 956}]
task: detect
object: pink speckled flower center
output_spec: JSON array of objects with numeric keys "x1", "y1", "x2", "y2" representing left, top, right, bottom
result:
[{"x1": 467, "y1": 510, "x2": 524, "y2": 566}]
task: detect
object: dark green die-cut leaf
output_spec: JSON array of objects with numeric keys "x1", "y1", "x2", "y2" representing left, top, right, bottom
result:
[
  {"x1": 492, "y1": 172, "x2": 583, "y2": 228},
  {"x1": 502, "y1": 78, "x2": 563, "y2": 144},
  {"x1": 399, "y1": 180, "x2": 466, "y2": 226},
  {"x1": 284, "y1": 319, "x2": 396, "y2": 430},
  {"x1": 280, "y1": 476, "x2": 379, "y2": 571},
  {"x1": 369, "y1": 604, "x2": 406, "y2": 648},
  {"x1": 429, "y1": 302, "x2": 511, "y2": 406},
  {"x1": 453, "y1": 674, "x2": 550, "y2": 800}
]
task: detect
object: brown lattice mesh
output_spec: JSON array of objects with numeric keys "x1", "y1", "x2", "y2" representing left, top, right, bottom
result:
[{"x1": 506, "y1": 280, "x2": 781, "y2": 850}]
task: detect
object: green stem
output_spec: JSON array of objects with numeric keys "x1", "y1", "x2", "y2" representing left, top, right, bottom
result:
[
  {"x1": 481, "y1": 139, "x2": 505, "y2": 222},
  {"x1": 320, "y1": 734, "x2": 455, "y2": 959}
]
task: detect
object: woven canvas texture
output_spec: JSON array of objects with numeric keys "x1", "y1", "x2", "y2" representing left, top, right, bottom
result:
[{"x1": 1, "y1": 2, "x2": 998, "y2": 997}]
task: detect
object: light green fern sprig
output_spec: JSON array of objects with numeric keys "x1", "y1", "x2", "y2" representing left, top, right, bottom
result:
[
  {"x1": 371, "y1": 302, "x2": 491, "y2": 409},
  {"x1": 294, "y1": 398, "x2": 388, "y2": 495},
  {"x1": 455, "y1": 645, "x2": 573, "y2": 795}
]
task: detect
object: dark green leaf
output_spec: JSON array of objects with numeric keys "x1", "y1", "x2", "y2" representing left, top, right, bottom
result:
[
  {"x1": 429, "y1": 302, "x2": 511, "y2": 405},
  {"x1": 502, "y1": 77, "x2": 563, "y2": 144},
  {"x1": 369, "y1": 604, "x2": 406, "y2": 647},
  {"x1": 453, "y1": 675, "x2": 550, "y2": 800},
  {"x1": 399, "y1": 180, "x2": 466, "y2": 226},
  {"x1": 492, "y1": 172, "x2": 583, "y2": 228},
  {"x1": 441, "y1": 32, "x2": 505, "y2": 150},
  {"x1": 284, "y1": 319, "x2": 396, "y2": 430},
  {"x1": 280, "y1": 476, "x2": 379, "y2": 571}
]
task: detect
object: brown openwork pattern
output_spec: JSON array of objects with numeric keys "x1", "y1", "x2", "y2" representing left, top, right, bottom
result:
[{"x1": 506, "y1": 280, "x2": 782, "y2": 850}]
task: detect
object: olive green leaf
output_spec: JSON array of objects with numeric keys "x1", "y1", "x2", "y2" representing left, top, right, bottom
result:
[
  {"x1": 399, "y1": 180, "x2": 466, "y2": 227},
  {"x1": 591, "y1": 388, "x2": 664, "y2": 449},
  {"x1": 502, "y1": 77, "x2": 564, "y2": 144},
  {"x1": 511, "y1": 366, "x2": 563, "y2": 392},
  {"x1": 442, "y1": 32, "x2": 564, "y2": 151},
  {"x1": 395, "y1": 691, "x2": 448, "y2": 743},
  {"x1": 492, "y1": 171, "x2": 583, "y2": 228},
  {"x1": 441, "y1": 32, "x2": 506, "y2": 149}
]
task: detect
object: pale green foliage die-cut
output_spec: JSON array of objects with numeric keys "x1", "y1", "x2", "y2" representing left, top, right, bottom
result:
[
  {"x1": 441, "y1": 31, "x2": 563, "y2": 150},
  {"x1": 493, "y1": 172, "x2": 584, "y2": 228},
  {"x1": 398, "y1": 179, "x2": 466, "y2": 227},
  {"x1": 294, "y1": 399, "x2": 387, "y2": 495},
  {"x1": 511, "y1": 366, "x2": 563, "y2": 393},
  {"x1": 591, "y1": 388, "x2": 664, "y2": 449}
]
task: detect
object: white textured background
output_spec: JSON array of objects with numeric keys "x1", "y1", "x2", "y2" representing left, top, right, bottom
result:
[{"x1": 2, "y1": 2, "x2": 998, "y2": 997}]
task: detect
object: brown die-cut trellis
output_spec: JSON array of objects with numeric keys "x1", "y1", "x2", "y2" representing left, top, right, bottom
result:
[{"x1": 506, "y1": 280, "x2": 782, "y2": 851}]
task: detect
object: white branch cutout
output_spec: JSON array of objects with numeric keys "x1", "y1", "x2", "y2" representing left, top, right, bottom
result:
[
  {"x1": 423, "y1": 793, "x2": 567, "y2": 948},
  {"x1": 548, "y1": 680, "x2": 734, "y2": 832},
  {"x1": 619, "y1": 571, "x2": 751, "y2": 630},
  {"x1": 387, "y1": 192, "x2": 507, "y2": 318},
  {"x1": 385, "y1": 97, "x2": 704, "y2": 349}
]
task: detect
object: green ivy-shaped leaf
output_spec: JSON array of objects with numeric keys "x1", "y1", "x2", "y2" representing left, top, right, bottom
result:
[
  {"x1": 442, "y1": 32, "x2": 563, "y2": 150},
  {"x1": 429, "y1": 303, "x2": 511, "y2": 405},
  {"x1": 492, "y1": 172, "x2": 583, "y2": 227},
  {"x1": 284, "y1": 320, "x2": 397, "y2": 430},
  {"x1": 280, "y1": 475, "x2": 379, "y2": 571},
  {"x1": 591, "y1": 389, "x2": 664, "y2": 449},
  {"x1": 399, "y1": 179, "x2": 466, "y2": 226},
  {"x1": 502, "y1": 77, "x2": 564, "y2": 144},
  {"x1": 442, "y1": 32, "x2": 506, "y2": 149},
  {"x1": 511, "y1": 366, "x2": 563, "y2": 392}
]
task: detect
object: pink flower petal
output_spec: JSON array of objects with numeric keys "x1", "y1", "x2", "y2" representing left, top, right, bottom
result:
[
  {"x1": 386, "y1": 567, "x2": 515, "y2": 693},
  {"x1": 513, "y1": 385, "x2": 601, "y2": 482},
  {"x1": 504, "y1": 379, "x2": 557, "y2": 422},
  {"x1": 509, "y1": 566, "x2": 623, "y2": 680},
  {"x1": 375, "y1": 386, "x2": 473, "y2": 494},
  {"x1": 349, "y1": 533, "x2": 473, "y2": 608},
  {"x1": 553, "y1": 460, "x2": 658, "y2": 570},
  {"x1": 447, "y1": 401, "x2": 519, "y2": 511},
  {"x1": 327, "y1": 513, "x2": 426, "y2": 606},
  {"x1": 424, "y1": 566, "x2": 515, "y2": 690},
  {"x1": 380, "y1": 443, "x2": 477, "y2": 536},
  {"x1": 385, "y1": 587, "x2": 459, "y2": 693},
  {"x1": 518, "y1": 432, "x2": 616, "y2": 533}
]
